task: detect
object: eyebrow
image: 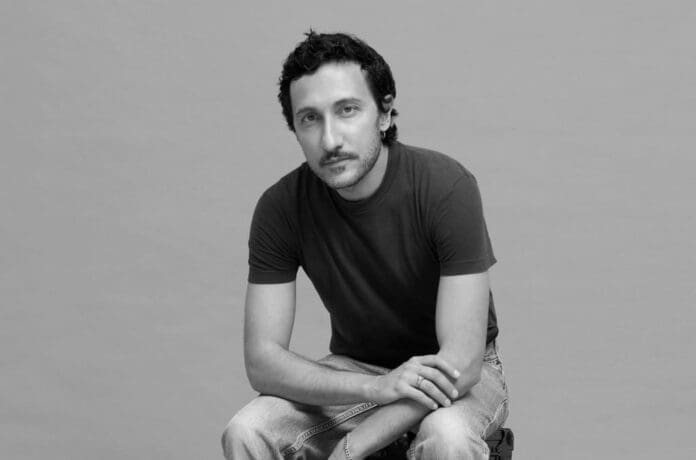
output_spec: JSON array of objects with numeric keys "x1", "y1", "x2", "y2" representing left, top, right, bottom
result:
[{"x1": 294, "y1": 97, "x2": 364, "y2": 118}]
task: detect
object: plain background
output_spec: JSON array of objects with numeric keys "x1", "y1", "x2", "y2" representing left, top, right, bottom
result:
[{"x1": 2, "y1": 1, "x2": 695, "y2": 459}]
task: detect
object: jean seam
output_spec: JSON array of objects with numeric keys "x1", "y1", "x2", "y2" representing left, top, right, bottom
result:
[
  {"x1": 281, "y1": 401, "x2": 378, "y2": 456},
  {"x1": 495, "y1": 343, "x2": 509, "y2": 392},
  {"x1": 481, "y1": 397, "x2": 509, "y2": 439},
  {"x1": 409, "y1": 424, "x2": 490, "y2": 459},
  {"x1": 484, "y1": 342, "x2": 508, "y2": 392}
]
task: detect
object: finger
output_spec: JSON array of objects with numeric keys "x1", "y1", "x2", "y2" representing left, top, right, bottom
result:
[
  {"x1": 417, "y1": 355, "x2": 461, "y2": 380},
  {"x1": 403, "y1": 385, "x2": 439, "y2": 410},
  {"x1": 418, "y1": 366, "x2": 459, "y2": 400},
  {"x1": 417, "y1": 377, "x2": 452, "y2": 407}
]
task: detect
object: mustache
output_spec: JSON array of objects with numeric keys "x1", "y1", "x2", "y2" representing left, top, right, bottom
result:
[{"x1": 319, "y1": 150, "x2": 358, "y2": 166}]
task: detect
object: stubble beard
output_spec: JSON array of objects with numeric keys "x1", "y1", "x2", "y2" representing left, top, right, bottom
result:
[{"x1": 319, "y1": 130, "x2": 383, "y2": 191}]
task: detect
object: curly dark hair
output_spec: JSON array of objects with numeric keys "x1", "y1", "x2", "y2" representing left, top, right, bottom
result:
[{"x1": 278, "y1": 30, "x2": 399, "y2": 146}]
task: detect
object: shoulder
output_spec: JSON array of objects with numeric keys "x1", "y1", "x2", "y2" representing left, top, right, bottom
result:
[
  {"x1": 255, "y1": 163, "x2": 312, "y2": 210},
  {"x1": 396, "y1": 142, "x2": 478, "y2": 197}
]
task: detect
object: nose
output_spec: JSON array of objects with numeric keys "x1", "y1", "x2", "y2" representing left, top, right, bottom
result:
[{"x1": 320, "y1": 119, "x2": 342, "y2": 152}]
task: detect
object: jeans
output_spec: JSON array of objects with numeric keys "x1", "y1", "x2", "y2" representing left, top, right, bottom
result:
[{"x1": 221, "y1": 341, "x2": 509, "y2": 459}]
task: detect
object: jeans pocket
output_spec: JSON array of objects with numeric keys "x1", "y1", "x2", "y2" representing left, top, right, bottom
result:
[
  {"x1": 483, "y1": 342, "x2": 502, "y2": 370},
  {"x1": 482, "y1": 342, "x2": 508, "y2": 393}
]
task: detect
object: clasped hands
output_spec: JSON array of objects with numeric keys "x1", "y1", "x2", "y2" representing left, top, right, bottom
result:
[{"x1": 367, "y1": 354, "x2": 461, "y2": 410}]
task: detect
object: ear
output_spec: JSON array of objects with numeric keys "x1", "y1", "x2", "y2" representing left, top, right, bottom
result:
[{"x1": 379, "y1": 95, "x2": 394, "y2": 131}]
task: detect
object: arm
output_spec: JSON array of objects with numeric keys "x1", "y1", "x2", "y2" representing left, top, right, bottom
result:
[
  {"x1": 331, "y1": 272, "x2": 491, "y2": 459},
  {"x1": 245, "y1": 281, "x2": 460, "y2": 408},
  {"x1": 244, "y1": 281, "x2": 375, "y2": 405}
]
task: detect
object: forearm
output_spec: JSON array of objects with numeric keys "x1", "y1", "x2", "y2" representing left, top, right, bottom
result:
[
  {"x1": 246, "y1": 342, "x2": 374, "y2": 406},
  {"x1": 346, "y1": 350, "x2": 481, "y2": 459},
  {"x1": 344, "y1": 398, "x2": 428, "y2": 458}
]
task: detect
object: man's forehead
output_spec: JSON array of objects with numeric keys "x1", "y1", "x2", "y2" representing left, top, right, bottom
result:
[{"x1": 290, "y1": 62, "x2": 373, "y2": 112}]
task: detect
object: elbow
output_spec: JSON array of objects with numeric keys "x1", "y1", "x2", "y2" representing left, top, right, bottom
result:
[
  {"x1": 438, "y1": 346, "x2": 485, "y2": 397},
  {"x1": 246, "y1": 359, "x2": 275, "y2": 394},
  {"x1": 461, "y1": 369, "x2": 481, "y2": 392},
  {"x1": 246, "y1": 365, "x2": 265, "y2": 393},
  {"x1": 244, "y1": 344, "x2": 274, "y2": 393},
  {"x1": 440, "y1": 353, "x2": 483, "y2": 397},
  {"x1": 454, "y1": 366, "x2": 481, "y2": 396}
]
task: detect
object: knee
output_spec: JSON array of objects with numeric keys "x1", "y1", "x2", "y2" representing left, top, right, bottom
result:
[
  {"x1": 412, "y1": 410, "x2": 489, "y2": 460},
  {"x1": 220, "y1": 415, "x2": 265, "y2": 460}
]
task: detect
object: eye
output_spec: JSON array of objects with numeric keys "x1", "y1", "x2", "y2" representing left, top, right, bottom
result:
[
  {"x1": 301, "y1": 112, "x2": 318, "y2": 124},
  {"x1": 340, "y1": 105, "x2": 358, "y2": 116}
]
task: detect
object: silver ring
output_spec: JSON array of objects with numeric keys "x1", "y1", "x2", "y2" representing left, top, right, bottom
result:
[{"x1": 416, "y1": 375, "x2": 424, "y2": 389}]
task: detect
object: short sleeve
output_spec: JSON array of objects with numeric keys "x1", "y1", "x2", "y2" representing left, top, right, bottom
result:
[
  {"x1": 431, "y1": 174, "x2": 496, "y2": 276},
  {"x1": 247, "y1": 189, "x2": 299, "y2": 284}
]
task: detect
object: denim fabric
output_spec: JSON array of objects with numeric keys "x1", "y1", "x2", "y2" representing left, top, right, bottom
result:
[
  {"x1": 222, "y1": 342, "x2": 509, "y2": 459},
  {"x1": 407, "y1": 342, "x2": 510, "y2": 459}
]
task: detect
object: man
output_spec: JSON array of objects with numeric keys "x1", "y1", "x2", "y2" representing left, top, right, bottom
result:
[{"x1": 222, "y1": 31, "x2": 509, "y2": 459}]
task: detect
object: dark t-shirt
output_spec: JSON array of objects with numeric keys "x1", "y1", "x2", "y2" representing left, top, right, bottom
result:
[{"x1": 248, "y1": 142, "x2": 498, "y2": 368}]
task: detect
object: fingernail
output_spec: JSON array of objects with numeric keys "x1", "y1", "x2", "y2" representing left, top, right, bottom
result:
[
  {"x1": 445, "y1": 399, "x2": 451, "y2": 406},
  {"x1": 454, "y1": 370, "x2": 460, "y2": 378},
  {"x1": 452, "y1": 390, "x2": 458, "y2": 398},
  {"x1": 432, "y1": 403, "x2": 438, "y2": 410}
]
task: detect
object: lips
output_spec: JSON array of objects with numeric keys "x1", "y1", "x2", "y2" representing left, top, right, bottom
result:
[{"x1": 321, "y1": 156, "x2": 354, "y2": 167}]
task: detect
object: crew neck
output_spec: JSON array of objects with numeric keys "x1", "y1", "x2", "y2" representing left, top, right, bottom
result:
[{"x1": 328, "y1": 141, "x2": 401, "y2": 214}]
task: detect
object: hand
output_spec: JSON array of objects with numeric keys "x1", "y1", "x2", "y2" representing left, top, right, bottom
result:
[{"x1": 367, "y1": 355, "x2": 460, "y2": 410}]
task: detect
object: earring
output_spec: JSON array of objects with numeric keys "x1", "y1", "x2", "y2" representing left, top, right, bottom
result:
[{"x1": 380, "y1": 130, "x2": 386, "y2": 140}]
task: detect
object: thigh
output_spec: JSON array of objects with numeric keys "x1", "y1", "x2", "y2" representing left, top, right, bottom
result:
[
  {"x1": 231, "y1": 394, "x2": 377, "y2": 457},
  {"x1": 225, "y1": 354, "x2": 388, "y2": 459}
]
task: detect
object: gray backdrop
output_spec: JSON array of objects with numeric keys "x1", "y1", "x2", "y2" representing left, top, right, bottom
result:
[{"x1": 2, "y1": 1, "x2": 694, "y2": 459}]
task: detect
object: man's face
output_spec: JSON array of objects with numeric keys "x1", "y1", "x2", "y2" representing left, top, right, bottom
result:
[{"x1": 289, "y1": 62, "x2": 389, "y2": 195}]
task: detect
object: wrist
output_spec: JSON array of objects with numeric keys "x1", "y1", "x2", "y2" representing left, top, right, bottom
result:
[{"x1": 359, "y1": 374, "x2": 378, "y2": 402}]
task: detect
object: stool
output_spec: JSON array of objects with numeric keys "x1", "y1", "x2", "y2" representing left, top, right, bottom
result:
[{"x1": 366, "y1": 427, "x2": 514, "y2": 459}]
